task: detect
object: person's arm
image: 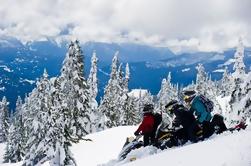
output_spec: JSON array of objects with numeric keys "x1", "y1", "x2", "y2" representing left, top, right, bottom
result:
[
  {"x1": 135, "y1": 116, "x2": 148, "y2": 135},
  {"x1": 194, "y1": 98, "x2": 208, "y2": 123},
  {"x1": 198, "y1": 110, "x2": 208, "y2": 123},
  {"x1": 135, "y1": 122, "x2": 144, "y2": 135},
  {"x1": 172, "y1": 111, "x2": 182, "y2": 127}
]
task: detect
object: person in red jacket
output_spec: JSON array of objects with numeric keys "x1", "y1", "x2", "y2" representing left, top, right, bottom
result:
[{"x1": 134, "y1": 104, "x2": 155, "y2": 146}]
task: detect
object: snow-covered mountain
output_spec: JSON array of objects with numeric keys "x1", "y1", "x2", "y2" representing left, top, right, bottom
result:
[
  {"x1": 0, "y1": 38, "x2": 251, "y2": 166},
  {"x1": 0, "y1": 36, "x2": 251, "y2": 110}
]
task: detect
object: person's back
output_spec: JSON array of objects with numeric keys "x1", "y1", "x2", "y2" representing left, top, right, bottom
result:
[
  {"x1": 172, "y1": 104, "x2": 197, "y2": 130},
  {"x1": 134, "y1": 104, "x2": 155, "y2": 146},
  {"x1": 189, "y1": 95, "x2": 212, "y2": 123},
  {"x1": 165, "y1": 100, "x2": 199, "y2": 143},
  {"x1": 184, "y1": 93, "x2": 213, "y2": 139}
]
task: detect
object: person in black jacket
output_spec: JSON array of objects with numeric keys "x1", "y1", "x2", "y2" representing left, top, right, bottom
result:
[{"x1": 165, "y1": 100, "x2": 200, "y2": 143}]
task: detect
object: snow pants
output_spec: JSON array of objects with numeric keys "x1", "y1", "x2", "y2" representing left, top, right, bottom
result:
[
  {"x1": 143, "y1": 132, "x2": 155, "y2": 146},
  {"x1": 202, "y1": 121, "x2": 214, "y2": 139}
]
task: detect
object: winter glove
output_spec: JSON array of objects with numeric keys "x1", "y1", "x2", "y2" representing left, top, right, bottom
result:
[
  {"x1": 198, "y1": 122, "x2": 203, "y2": 130},
  {"x1": 134, "y1": 131, "x2": 139, "y2": 136}
]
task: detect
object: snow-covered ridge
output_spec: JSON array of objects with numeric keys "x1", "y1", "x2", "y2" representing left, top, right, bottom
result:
[
  {"x1": 0, "y1": 65, "x2": 13, "y2": 73},
  {"x1": 181, "y1": 68, "x2": 190, "y2": 72},
  {"x1": 19, "y1": 78, "x2": 35, "y2": 85}
]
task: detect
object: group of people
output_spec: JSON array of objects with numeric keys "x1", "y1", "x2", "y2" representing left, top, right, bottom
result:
[{"x1": 134, "y1": 90, "x2": 227, "y2": 147}]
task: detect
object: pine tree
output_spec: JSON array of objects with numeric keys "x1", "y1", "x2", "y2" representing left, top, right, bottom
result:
[
  {"x1": 233, "y1": 37, "x2": 245, "y2": 78},
  {"x1": 4, "y1": 96, "x2": 25, "y2": 163},
  {"x1": 195, "y1": 64, "x2": 207, "y2": 95},
  {"x1": 87, "y1": 51, "x2": 99, "y2": 132},
  {"x1": 157, "y1": 72, "x2": 178, "y2": 111},
  {"x1": 24, "y1": 69, "x2": 54, "y2": 165},
  {"x1": 226, "y1": 38, "x2": 248, "y2": 126},
  {"x1": 88, "y1": 51, "x2": 98, "y2": 103},
  {"x1": 137, "y1": 89, "x2": 153, "y2": 115},
  {"x1": 121, "y1": 95, "x2": 140, "y2": 125},
  {"x1": 58, "y1": 40, "x2": 92, "y2": 139},
  {"x1": 118, "y1": 63, "x2": 124, "y2": 89},
  {"x1": 21, "y1": 91, "x2": 38, "y2": 152},
  {"x1": 23, "y1": 41, "x2": 92, "y2": 165},
  {"x1": 0, "y1": 96, "x2": 9, "y2": 143},
  {"x1": 50, "y1": 77, "x2": 76, "y2": 166},
  {"x1": 98, "y1": 52, "x2": 122, "y2": 128},
  {"x1": 124, "y1": 63, "x2": 130, "y2": 93},
  {"x1": 220, "y1": 67, "x2": 233, "y2": 97},
  {"x1": 98, "y1": 53, "x2": 135, "y2": 128},
  {"x1": 43, "y1": 41, "x2": 92, "y2": 165},
  {"x1": 227, "y1": 73, "x2": 250, "y2": 127},
  {"x1": 119, "y1": 64, "x2": 141, "y2": 125}
]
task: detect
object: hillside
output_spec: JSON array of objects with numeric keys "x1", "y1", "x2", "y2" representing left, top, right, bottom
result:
[{"x1": 1, "y1": 126, "x2": 251, "y2": 166}]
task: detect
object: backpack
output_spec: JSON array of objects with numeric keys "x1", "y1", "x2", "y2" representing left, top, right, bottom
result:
[
  {"x1": 198, "y1": 95, "x2": 214, "y2": 112},
  {"x1": 153, "y1": 112, "x2": 162, "y2": 131}
]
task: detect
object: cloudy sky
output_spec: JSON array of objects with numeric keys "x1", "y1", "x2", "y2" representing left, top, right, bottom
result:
[{"x1": 0, "y1": 0, "x2": 250, "y2": 53}]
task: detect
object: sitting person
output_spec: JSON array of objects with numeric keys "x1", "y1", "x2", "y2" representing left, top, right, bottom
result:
[
  {"x1": 134, "y1": 104, "x2": 155, "y2": 146},
  {"x1": 183, "y1": 90, "x2": 214, "y2": 139},
  {"x1": 165, "y1": 100, "x2": 200, "y2": 143}
]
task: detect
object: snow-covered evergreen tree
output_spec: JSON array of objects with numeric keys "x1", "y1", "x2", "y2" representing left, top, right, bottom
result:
[
  {"x1": 98, "y1": 52, "x2": 123, "y2": 128},
  {"x1": 98, "y1": 53, "x2": 135, "y2": 128},
  {"x1": 232, "y1": 37, "x2": 246, "y2": 78},
  {"x1": 135, "y1": 89, "x2": 153, "y2": 116},
  {"x1": 0, "y1": 96, "x2": 9, "y2": 143},
  {"x1": 58, "y1": 40, "x2": 92, "y2": 138},
  {"x1": 227, "y1": 72, "x2": 250, "y2": 126},
  {"x1": 219, "y1": 67, "x2": 233, "y2": 97},
  {"x1": 157, "y1": 72, "x2": 178, "y2": 111},
  {"x1": 118, "y1": 63, "x2": 124, "y2": 89},
  {"x1": 226, "y1": 38, "x2": 248, "y2": 126},
  {"x1": 50, "y1": 77, "x2": 77, "y2": 166},
  {"x1": 88, "y1": 51, "x2": 98, "y2": 104},
  {"x1": 87, "y1": 51, "x2": 99, "y2": 132},
  {"x1": 22, "y1": 41, "x2": 92, "y2": 165},
  {"x1": 24, "y1": 69, "x2": 54, "y2": 165},
  {"x1": 195, "y1": 64, "x2": 207, "y2": 94},
  {"x1": 119, "y1": 64, "x2": 141, "y2": 125},
  {"x1": 4, "y1": 96, "x2": 25, "y2": 163},
  {"x1": 121, "y1": 95, "x2": 140, "y2": 125},
  {"x1": 124, "y1": 63, "x2": 130, "y2": 93},
  {"x1": 206, "y1": 75, "x2": 223, "y2": 114}
]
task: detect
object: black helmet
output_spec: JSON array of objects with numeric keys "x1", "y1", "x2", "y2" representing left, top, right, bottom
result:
[
  {"x1": 183, "y1": 90, "x2": 196, "y2": 103},
  {"x1": 143, "y1": 104, "x2": 154, "y2": 113},
  {"x1": 183, "y1": 90, "x2": 196, "y2": 96},
  {"x1": 165, "y1": 100, "x2": 178, "y2": 113}
]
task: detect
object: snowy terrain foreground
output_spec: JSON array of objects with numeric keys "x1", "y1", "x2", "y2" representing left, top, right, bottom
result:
[{"x1": 0, "y1": 126, "x2": 251, "y2": 166}]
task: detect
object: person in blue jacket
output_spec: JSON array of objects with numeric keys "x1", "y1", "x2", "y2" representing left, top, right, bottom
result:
[{"x1": 183, "y1": 91, "x2": 214, "y2": 139}]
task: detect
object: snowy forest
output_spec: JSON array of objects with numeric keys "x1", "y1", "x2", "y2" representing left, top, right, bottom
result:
[{"x1": 0, "y1": 38, "x2": 250, "y2": 166}]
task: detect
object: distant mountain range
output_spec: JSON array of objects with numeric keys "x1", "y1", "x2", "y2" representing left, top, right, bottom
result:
[{"x1": 0, "y1": 36, "x2": 250, "y2": 110}]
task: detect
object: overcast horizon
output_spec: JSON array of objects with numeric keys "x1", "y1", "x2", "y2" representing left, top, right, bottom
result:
[{"x1": 0, "y1": 0, "x2": 251, "y2": 53}]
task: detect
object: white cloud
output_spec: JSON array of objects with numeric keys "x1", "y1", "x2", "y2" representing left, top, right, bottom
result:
[{"x1": 0, "y1": 0, "x2": 250, "y2": 52}]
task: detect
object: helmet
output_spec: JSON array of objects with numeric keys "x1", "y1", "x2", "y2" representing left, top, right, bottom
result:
[
  {"x1": 143, "y1": 104, "x2": 154, "y2": 113},
  {"x1": 165, "y1": 100, "x2": 178, "y2": 113},
  {"x1": 183, "y1": 90, "x2": 196, "y2": 103},
  {"x1": 183, "y1": 90, "x2": 196, "y2": 96},
  {"x1": 184, "y1": 95, "x2": 191, "y2": 103}
]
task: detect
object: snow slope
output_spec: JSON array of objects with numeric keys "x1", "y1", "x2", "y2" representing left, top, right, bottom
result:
[
  {"x1": 71, "y1": 126, "x2": 137, "y2": 166},
  {"x1": 0, "y1": 126, "x2": 251, "y2": 166},
  {"x1": 123, "y1": 129, "x2": 251, "y2": 166},
  {"x1": 73, "y1": 126, "x2": 251, "y2": 166}
]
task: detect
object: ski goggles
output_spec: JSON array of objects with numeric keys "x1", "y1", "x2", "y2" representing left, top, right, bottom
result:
[
  {"x1": 166, "y1": 105, "x2": 174, "y2": 113},
  {"x1": 184, "y1": 95, "x2": 190, "y2": 102}
]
